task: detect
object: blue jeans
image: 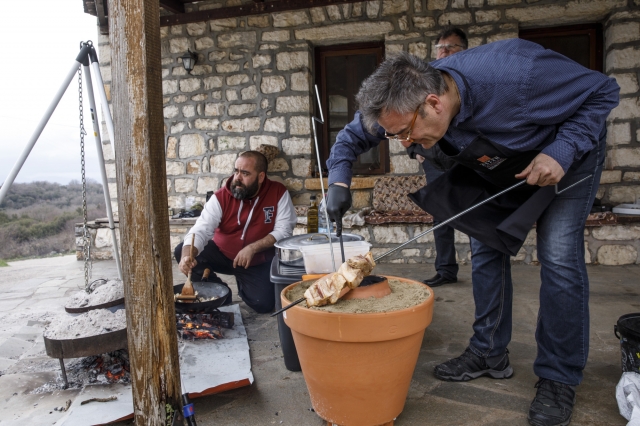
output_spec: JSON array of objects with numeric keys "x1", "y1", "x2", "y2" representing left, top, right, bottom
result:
[
  {"x1": 423, "y1": 160, "x2": 458, "y2": 280},
  {"x1": 468, "y1": 137, "x2": 605, "y2": 386}
]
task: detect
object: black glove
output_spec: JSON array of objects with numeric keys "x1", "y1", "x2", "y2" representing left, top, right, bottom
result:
[{"x1": 326, "y1": 184, "x2": 351, "y2": 237}]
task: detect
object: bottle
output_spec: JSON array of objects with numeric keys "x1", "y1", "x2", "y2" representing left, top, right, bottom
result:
[
  {"x1": 307, "y1": 195, "x2": 318, "y2": 233},
  {"x1": 318, "y1": 196, "x2": 334, "y2": 234}
]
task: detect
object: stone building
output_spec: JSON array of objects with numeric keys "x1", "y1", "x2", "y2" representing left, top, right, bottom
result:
[{"x1": 83, "y1": 0, "x2": 640, "y2": 265}]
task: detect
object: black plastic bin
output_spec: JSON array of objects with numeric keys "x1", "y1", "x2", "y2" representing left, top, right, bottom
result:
[
  {"x1": 615, "y1": 313, "x2": 640, "y2": 373},
  {"x1": 270, "y1": 255, "x2": 304, "y2": 372}
]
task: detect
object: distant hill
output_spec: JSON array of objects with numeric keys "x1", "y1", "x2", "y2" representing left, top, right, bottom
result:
[{"x1": 0, "y1": 181, "x2": 106, "y2": 260}]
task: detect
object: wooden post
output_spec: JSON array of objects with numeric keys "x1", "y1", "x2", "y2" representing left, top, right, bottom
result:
[{"x1": 109, "y1": 0, "x2": 182, "y2": 423}]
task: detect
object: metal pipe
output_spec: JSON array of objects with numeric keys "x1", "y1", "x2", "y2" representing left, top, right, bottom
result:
[
  {"x1": 0, "y1": 60, "x2": 82, "y2": 206},
  {"x1": 374, "y1": 180, "x2": 527, "y2": 262},
  {"x1": 59, "y1": 358, "x2": 69, "y2": 389},
  {"x1": 90, "y1": 54, "x2": 115, "y2": 145}
]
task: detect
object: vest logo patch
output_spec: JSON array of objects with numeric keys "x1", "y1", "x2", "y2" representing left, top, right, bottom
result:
[
  {"x1": 263, "y1": 206, "x2": 274, "y2": 223},
  {"x1": 477, "y1": 155, "x2": 506, "y2": 170}
]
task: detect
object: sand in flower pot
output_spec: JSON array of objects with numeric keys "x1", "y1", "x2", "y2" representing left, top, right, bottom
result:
[{"x1": 282, "y1": 276, "x2": 434, "y2": 426}]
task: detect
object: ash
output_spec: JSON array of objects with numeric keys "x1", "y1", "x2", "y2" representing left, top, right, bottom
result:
[
  {"x1": 44, "y1": 308, "x2": 126, "y2": 340},
  {"x1": 31, "y1": 350, "x2": 130, "y2": 393},
  {"x1": 66, "y1": 278, "x2": 124, "y2": 309}
]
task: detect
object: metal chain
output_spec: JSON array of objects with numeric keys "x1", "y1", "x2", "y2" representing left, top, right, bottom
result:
[{"x1": 78, "y1": 65, "x2": 92, "y2": 292}]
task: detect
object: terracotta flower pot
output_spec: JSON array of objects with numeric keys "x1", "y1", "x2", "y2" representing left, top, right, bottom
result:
[{"x1": 282, "y1": 276, "x2": 434, "y2": 426}]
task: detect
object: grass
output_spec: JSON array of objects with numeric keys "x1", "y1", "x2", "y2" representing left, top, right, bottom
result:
[{"x1": 0, "y1": 259, "x2": 8, "y2": 267}]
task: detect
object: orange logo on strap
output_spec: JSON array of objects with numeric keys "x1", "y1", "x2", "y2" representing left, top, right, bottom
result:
[{"x1": 477, "y1": 155, "x2": 491, "y2": 163}]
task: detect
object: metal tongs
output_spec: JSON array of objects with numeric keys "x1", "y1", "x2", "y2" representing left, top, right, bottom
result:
[{"x1": 310, "y1": 85, "x2": 346, "y2": 268}]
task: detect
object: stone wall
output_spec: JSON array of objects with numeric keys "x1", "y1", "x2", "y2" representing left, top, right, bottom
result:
[
  {"x1": 603, "y1": 8, "x2": 640, "y2": 204},
  {"x1": 91, "y1": 0, "x2": 640, "y2": 264},
  {"x1": 79, "y1": 218, "x2": 640, "y2": 265}
]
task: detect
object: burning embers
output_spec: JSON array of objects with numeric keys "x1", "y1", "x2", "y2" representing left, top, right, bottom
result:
[
  {"x1": 176, "y1": 312, "x2": 234, "y2": 340},
  {"x1": 77, "y1": 349, "x2": 131, "y2": 383}
]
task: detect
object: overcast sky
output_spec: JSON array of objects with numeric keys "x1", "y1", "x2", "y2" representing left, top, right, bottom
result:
[{"x1": 0, "y1": 0, "x2": 103, "y2": 185}]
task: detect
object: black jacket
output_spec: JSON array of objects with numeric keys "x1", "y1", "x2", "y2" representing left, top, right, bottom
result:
[{"x1": 406, "y1": 142, "x2": 456, "y2": 172}]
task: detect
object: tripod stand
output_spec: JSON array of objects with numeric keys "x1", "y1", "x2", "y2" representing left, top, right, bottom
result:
[{"x1": 0, "y1": 41, "x2": 122, "y2": 281}]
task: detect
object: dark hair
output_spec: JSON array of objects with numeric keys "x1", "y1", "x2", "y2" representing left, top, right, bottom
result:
[
  {"x1": 355, "y1": 52, "x2": 448, "y2": 134},
  {"x1": 239, "y1": 151, "x2": 268, "y2": 174},
  {"x1": 436, "y1": 27, "x2": 468, "y2": 49}
]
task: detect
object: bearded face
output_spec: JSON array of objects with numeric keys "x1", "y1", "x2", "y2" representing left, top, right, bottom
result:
[{"x1": 231, "y1": 177, "x2": 260, "y2": 200}]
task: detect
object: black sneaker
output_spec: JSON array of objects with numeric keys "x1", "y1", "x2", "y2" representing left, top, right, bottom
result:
[
  {"x1": 433, "y1": 347, "x2": 514, "y2": 381},
  {"x1": 528, "y1": 378, "x2": 576, "y2": 426}
]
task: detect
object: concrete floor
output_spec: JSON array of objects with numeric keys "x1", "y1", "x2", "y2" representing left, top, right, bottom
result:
[{"x1": 0, "y1": 255, "x2": 636, "y2": 425}]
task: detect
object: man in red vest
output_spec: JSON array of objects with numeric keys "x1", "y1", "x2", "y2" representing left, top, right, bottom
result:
[{"x1": 175, "y1": 151, "x2": 297, "y2": 313}]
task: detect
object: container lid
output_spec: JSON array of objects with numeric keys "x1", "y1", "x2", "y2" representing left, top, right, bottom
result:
[
  {"x1": 612, "y1": 204, "x2": 640, "y2": 216},
  {"x1": 274, "y1": 233, "x2": 363, "y2": 250},
  {"x1": 299, "y1": 240, "x2": 371, "y2": 253},
  {"x1": 618, "y1": 313, "x2": 640, "y2": 340}
]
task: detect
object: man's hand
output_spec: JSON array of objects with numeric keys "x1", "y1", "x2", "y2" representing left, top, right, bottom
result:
[
  {"x1": 233, "y1": 245, "x2": 256, "y2": 269},
  {"x1": 515, "y1": 153, "x2": 565, "y2": 186},
  {"x1": 179, "y1": 246, "x2": 198, "y2": 276},
  {"x1": 326, "y1": 184, "x2": 352, "y2": 237}
]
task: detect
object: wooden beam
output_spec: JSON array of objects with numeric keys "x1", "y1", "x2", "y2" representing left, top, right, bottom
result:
[
  {"x1": 159, "y1": 0, "x2": 185, "y2": 14},
  {"x1": 109, "y1": 0, "x2": 182, "y2": 424},
  {"x1": 95, "y1": 0, "x2": 108, "y2": 35},
  {"x1": 160, "y1": 0, "x2": 364, "y2": 26}
]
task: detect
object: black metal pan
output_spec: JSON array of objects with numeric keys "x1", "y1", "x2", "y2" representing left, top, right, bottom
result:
[{"x1": 174, "y1": 281, "x2": 230, "y2": 314}]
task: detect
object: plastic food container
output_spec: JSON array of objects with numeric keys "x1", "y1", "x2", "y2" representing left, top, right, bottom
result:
[{"x1": 299, "y1": 241, "x2": 372, "y2": 274}]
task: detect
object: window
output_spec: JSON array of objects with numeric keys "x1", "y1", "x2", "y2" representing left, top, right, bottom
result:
[
  {"x1": 315, "y1": 42, "x2": 388, "y2": 176},
  {"x1": 520, "y1": 24, "x2": 603, "y2": 72}
]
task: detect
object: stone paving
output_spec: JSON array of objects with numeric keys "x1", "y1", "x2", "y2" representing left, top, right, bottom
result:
[{"x1": 0, "y1": 255, "x2": 636, "y2": 425}]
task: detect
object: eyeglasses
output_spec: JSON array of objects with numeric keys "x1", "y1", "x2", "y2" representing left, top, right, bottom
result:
[
  {"x1": 384, "y1": 105, "x2": 420, "y2": 144},
  {"x1": 435, "y1": 43, "x2": 465, "y2": 51}
]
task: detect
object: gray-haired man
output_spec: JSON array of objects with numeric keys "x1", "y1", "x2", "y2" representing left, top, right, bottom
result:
[
  {"x1": 325, "y1": 40, "x2": 619, "y2": 426},
  {"x1": 406, "y1": 27, "x2": 468, "y2": 288}
]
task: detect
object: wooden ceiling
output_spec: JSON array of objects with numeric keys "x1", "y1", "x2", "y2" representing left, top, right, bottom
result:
[{"x1": 83, "y1": 0, "x2": 364, "y2": 34}]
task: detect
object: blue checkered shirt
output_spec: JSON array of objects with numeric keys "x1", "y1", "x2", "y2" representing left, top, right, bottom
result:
[{"x1": 327, "y1": 38, "x2": 620, "y2": 186}]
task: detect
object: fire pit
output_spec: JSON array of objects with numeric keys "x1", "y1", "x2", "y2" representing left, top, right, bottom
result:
[
  {"x1": 176, "y1": 312, "x2": 234, "y2": 340},
  {"x1": 43, "y1": 309, "x2": 127, "y2": 388}
]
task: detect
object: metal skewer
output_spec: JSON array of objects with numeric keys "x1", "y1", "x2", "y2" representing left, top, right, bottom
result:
[
  {"x1": 374, "y1": 180, "x2": 528, "y2": 262},
  {"x1": 373, "y1": 173, "x2": 593, "y2": 262},
  {"x1": 311, "y1": 85, "x2": 339, "y2": 272},
  {"x1": 271, "y1": 180, "x2": 529, "y2": 318},
  {"x1": 271, "y1": 297, "x2": 305, "y2": 317}
]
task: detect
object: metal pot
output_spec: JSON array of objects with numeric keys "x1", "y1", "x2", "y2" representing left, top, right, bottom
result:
[{"x1": 274, "y1": 233, "x2": 364, "y2": 266}]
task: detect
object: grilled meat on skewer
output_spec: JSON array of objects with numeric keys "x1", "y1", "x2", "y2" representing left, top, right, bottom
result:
[{"x1": 304, "y1": 252, "x2": 376, "y2": 307}]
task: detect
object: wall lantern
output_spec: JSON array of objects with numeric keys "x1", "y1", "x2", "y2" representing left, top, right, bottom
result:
[{"x1": 181, "y1": 49, "x2": 198, "y2": 74}]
